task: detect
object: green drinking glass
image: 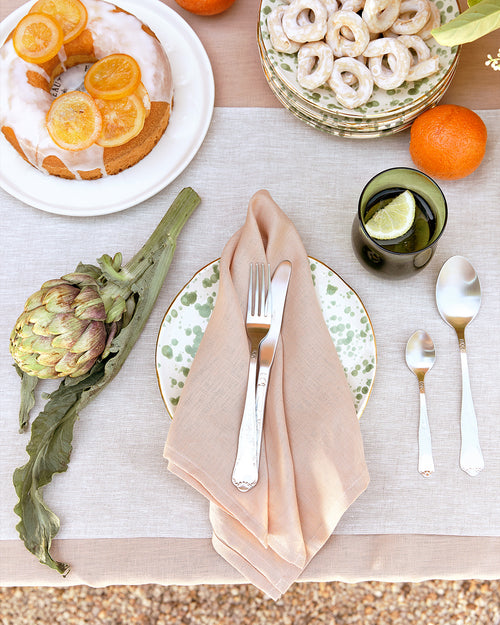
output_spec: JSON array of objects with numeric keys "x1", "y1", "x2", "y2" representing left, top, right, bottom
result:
[{"x1": 351, "y1": 167, "x2": 448, "y2": 279}]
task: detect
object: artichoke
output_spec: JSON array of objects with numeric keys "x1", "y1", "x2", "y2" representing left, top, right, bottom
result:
[
  {"x1": 10, "y1": 273, "x2": 113, "y2": 379},
  {"x1": 10, "y1": 187, "x2": 201, "y2": 576}
]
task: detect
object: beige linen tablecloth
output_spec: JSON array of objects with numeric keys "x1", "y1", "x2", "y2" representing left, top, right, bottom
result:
[
  {"x1": 1, "y1": 107, "x2": 499, "y2": 586},
  {"x1": 1, "y1": 0, "x2": 500, "y2": 588}
]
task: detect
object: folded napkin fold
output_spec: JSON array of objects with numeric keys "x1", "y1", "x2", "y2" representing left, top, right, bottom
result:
[{"x1": 164, "y1": 190, "x2": 369, "y2": 599}]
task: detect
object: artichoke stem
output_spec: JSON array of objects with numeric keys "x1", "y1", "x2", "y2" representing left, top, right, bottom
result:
[
  {"x1": 124, "y1": 187, "x2": 201, "y2": 278},
  {"x1": 98, "y1": 188, "x2": 200, "y2": 304}
]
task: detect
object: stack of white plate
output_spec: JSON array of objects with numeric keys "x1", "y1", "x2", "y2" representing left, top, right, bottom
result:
[{"x1": 257, "y1": 0, "x2": 460, "y2": 138}]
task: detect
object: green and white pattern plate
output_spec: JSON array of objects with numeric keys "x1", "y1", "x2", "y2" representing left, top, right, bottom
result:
[
  {"x1": 156, "y1": 258, "x2": 376, "y2": 419},
  {"x1": 259, "y1": 0, "x2": 460, "y2": 118}
]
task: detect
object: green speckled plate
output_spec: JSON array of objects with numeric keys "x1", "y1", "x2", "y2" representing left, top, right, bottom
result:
[
  {"x1": 156, "y1": 258, "x2": 376, "y2": 419},
  {"x1": 259, "y1": 0, "x2": 460, "y2": 118}
]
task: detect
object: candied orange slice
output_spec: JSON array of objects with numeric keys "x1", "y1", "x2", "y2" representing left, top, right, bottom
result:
[
  {"x1": 29, "y1": 0, "x2": 88, "y2": 44},
  {"x1": 95, "y1": 94, "x2": 146, "y2": 147},
  {"x1": 134, "y1": 82, "x2": 151, "y2": 117},
  {"x1": 46, "y1": 91, "x2": 102, "y2": 151},
  {"x1": 13, "y1": 13, "x2": 63, "y2": 64},
  {"x1": 84, "y1": 54, "x2": 142, "y2": 101}
]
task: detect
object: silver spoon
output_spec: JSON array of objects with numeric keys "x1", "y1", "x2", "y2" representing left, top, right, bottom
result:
[
  {"x1": 436, "y1": 256, "x2": 484, "y2": 476},
  {"x1": 406, "y1": 330, "x2": 436, "y2": 477}
]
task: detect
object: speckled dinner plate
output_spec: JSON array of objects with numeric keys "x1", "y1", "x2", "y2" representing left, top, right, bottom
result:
[
  {"x1": 259, "y1": 28, "x2": 459, "y2": 131},
  {"x1": 258, "y1": 0, "x2": 460, "y2": 119},
  {"x1": 156, "y1": 258, "x2": 376, "y2": 419},
  {"x1": 259, "y1": 39, "x2": 458, "y2": 137}
]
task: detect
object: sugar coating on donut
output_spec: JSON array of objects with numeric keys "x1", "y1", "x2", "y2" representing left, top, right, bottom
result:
[
  {"x1": 266, "y1": 0, "x2": 442, "y2": 109},
  {"x1": 0, "y1": 0, "x2": 173, "y2": 179}
]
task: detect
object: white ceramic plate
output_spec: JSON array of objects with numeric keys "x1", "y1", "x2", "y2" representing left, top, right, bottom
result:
[
  {"x1": 156, "y1": 258, "x2": 377, "y2": 419},
  {"x1": 0, "y1": 0, "x2": 214, "y2": 216}
]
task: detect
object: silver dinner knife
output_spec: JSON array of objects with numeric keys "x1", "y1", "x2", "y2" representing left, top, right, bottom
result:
[{"x1": 241, "y1": 260, "x2": 292, "y2": 491}]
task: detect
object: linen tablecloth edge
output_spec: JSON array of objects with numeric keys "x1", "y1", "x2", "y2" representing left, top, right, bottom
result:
[{"x1": 1, "y1": 535, "x2": 499, "y2": 588}]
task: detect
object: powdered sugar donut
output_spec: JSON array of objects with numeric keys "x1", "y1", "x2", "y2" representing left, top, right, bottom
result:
[
  {"x1": 282, "y1": 0, "x2": 328, "y2": 43},
  {"x1": 362, "y1": 0, "x2": 402, "y2": 33},
  {"x1": 328, "y1": 57, "x2": 374, "y2": 107},
  {"x1": 267, "y1": 5, "x2": 301, "y2": 53},
  {"x1": 297, "y1": 41, "x2": 334, "y2": 88},
  {"x1": 390, "y1": 35, "x2": 439, "y2": 80},
  {"x1": 391, "y1": 0, "x2": 431, "y2": 35},
  {"x1": 415, "y1": 0, "x2": 441, "y2": 39},
  {"x1": 321, "y1": 0, "x2": 341, "y2": 17},
  {"x1": 326, "y1": 10, "x2": 371, "y2": 57},
  {"x1": 341, "y1": 0, "x2": 365, "y2": 11},
  {"x1": 364, "y1": 36, "x2": 411, "y2": 88}
]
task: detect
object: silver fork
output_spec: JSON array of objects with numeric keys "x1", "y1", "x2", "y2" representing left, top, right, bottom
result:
[{"x1": 232, "y1": 262, "x2": 271, "y2": 492}]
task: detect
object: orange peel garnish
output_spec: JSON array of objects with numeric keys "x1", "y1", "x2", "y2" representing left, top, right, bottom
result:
[
  {"x1": 13, "y1": 13, "x2": 64, "y2": 64},
  {"x1": 84, "y1": 54, "x2": 142, "y2": 101},
  {"x1": 46, "y1": 91, "x2": 103, "y2": 151},
  {"x1": 95, "y1": 94, "x2": 146, "y2": 147},
  {"x1": 29, "y1": 0, "x2": 88, "y2": 44}
]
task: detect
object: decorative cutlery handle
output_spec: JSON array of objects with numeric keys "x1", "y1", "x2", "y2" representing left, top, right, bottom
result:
[
  {"x1": 458, "y1": 337, "x2": 484, "y2": 477},
  {"x1": 418, "y1": 379, "x2": 434, "y2": 477},
  {"x1": 232, "y1": 367, "x2": 270, "y2": 492},
  {"x1": 232, "y1": 350, "x2": 259, "y2": 491}
]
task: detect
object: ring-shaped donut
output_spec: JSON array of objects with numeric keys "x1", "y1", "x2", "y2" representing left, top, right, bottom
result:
[
  {"x1": 297, "y1": 8, "x2": 314, "y2": 26},
  {"x1": 343, "y1": 55, "x2": 367, "y2": 85},
  {"x1": 362, "y1": 0, "x2": 401, "y2": 33},
  {"x1": 326, "y1": 10, "x2": 370, "y2": 57},
  {"x1": 322, "y1": 0, "x2": 341, "y2": 17},
  {"x1": 282, "y1": 0, "x2": 328, "y2": 43},
  {"x1": 267, "y1": 5, "x2": 301, "y2": 53},
  {"x1": 341, "y1": 0, "x2": 365, "y2": 12},
  {"x1": 328, "y1": 57, "x2": 374, "y2": 108},
  {"x1": 415, "y1": 0, "x2": 441, "y2": 39},
  {"x1": 364, "y1": 37, "x2": 411, "y2": 89},
  {"x1": 391, "y1": 0, "x2": 431, "y2": 35},
  {"x1": 297, "y1": 41, "x2": 334, "y2": 89},
  {"x1": 397, "y1": 34, "x2": 431, "y2": 63},
  {"x1": 387, "y1": 35, "x2": 438, "y2": 80},
  {"x1": 407, "y1": 55, "x2": 440, "y2": 80}
]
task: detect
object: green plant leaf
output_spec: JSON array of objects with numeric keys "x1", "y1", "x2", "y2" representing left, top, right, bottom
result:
[
  {"x1": 16, "y1": 366, "x2": 38, "y2": 432},
  {"x1": 12, "y1": 187, "x2": 201, "y2": 574},
  {"x1": 13, "y1": 363, "x2": 107, "y2": 574},
  {"x1": 432, "y1": 0, "x2": 500, "y2": 45}
]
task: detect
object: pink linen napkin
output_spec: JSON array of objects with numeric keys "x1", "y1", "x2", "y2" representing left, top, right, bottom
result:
[{"x1": 164, "y1": 190, "x2": 369, "y2": 599}]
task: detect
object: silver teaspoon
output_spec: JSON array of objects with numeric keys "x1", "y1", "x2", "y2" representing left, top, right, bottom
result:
[
  {"x1": 406, "y1": 330, "x2": 436, "y2": 477},
  {"x1": 436, "y1": 256, "x2": 484, "y2": 476}
]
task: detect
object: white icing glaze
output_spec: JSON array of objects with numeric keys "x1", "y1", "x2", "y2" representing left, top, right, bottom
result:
[
  {"x1": 0, "y1": 0, "x2": 173, "y2": 178},
  {"x1": 82, "y1": 0, "x2": 172, "y2": 102}
]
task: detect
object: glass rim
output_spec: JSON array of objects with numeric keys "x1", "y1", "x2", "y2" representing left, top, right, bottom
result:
[{"x1": 357, "y1": 167, "x2": 449, "y2": 257}]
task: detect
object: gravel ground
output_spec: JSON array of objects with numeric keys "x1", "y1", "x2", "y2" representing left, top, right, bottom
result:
[{"x1": 1, "y1": 581, "x2": 499, "y2": 625}]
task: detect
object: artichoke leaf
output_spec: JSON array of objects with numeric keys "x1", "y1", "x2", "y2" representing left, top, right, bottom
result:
[
  {"x1": 16, "y1": 366, "x2": 38, "y2": 432},
  {"x1": 13, "y1": 362, "x2": 106, "y2": 574},
  {"x1": 12, "y1": 187, "x2": 201, "y2": 574},
  {"x1": 432, "y1": 0, "x2": 500, "y2": 45}
]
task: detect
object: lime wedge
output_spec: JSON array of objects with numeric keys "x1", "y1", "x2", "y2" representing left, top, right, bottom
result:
[{"x1": 364, "y1": 190, "x2": 416, "y2": 240}]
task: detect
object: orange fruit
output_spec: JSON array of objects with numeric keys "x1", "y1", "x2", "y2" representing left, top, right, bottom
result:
[
  {"x1": 174, "y1": 0, "x2": 237, "y2": 16},
  {"x1": 13, "y1": 13, "x2": 63, "y2": 64},
  {"x1": 29, "y1": 0, "x2": 88, "y2": 44},
  {"x1": 84, "y1": 54, "x2": 141, "y2": 101},
  {"x1": 95, "y1": 94, "x2": 146, "y2": 147},
  {"x1": 46, "y1": 91, "x2": 102, "y2": 151},
  {"x1": 409, "y1": 105, "x2": 487, "y2": 180}
]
